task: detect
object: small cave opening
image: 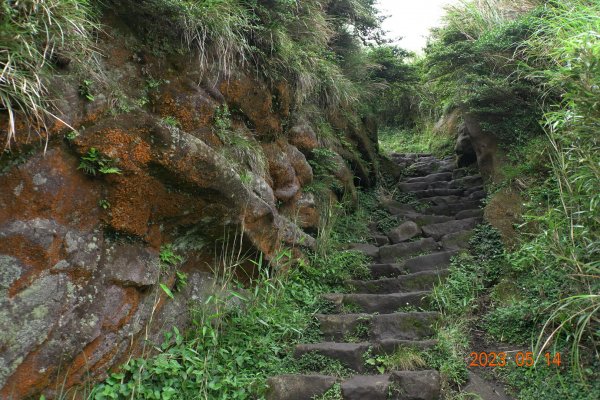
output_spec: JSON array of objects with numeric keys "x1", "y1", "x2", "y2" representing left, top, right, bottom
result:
[{"x1": 455, "y1": 126, "x2": 478, "y2": 168}]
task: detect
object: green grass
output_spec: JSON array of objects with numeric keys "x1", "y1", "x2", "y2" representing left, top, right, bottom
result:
[
  {"x1": 0, "y1": 0, "x2": 97, "y2": 148},
  {"x1": 378, "y1": 127, "x2": 454, "y2": 157}
]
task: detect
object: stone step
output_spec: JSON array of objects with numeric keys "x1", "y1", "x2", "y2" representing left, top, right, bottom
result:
[
  {"x1": 404, "y1": 172, "x2": 453, "y2": 184},
  {"x1": 316, "y1": 312, "x2": 439, "y2": 341},
  {"x1": 341, "y1": 371, "x2": 441, "y2": 400},
  {"x1": 322, "y1": 292, "x2": 430, "y2": 314},
  {"x1": 372, "y1": 312, "x2": 439, "y2": 340},
  {"x1": 295, "y1": 342, "x2": 370, "y2": 372},
  {"x1": 441, "y1": 230, "x2": 474, "y2": 251},
  {"x1": 266, "y1": 374, "x2": 336, "y2": 400},
  {"x1": 407, "y1": 162, "x2": 443, "y2": 176},
  {"x1": 369, "y1": 263, "x2": 405, "y2": 279},
  {"x1": 347, "y1": 270, "x2": 448, "y2": 294},
  {"x1": 464, "y1": 185, "x2": 484, "y2": 195},
  {"x1": 462, "y1": 371, "x2": 513, "y2": 400},
  {"x1": 418, "y1": 195, "x2": 467, "y2": 207},
  {"x1": 379, "y1": 238, "x2": 439, "y2": 264},
  {"x1": 295, "y1": 341, "x2": 439, "y2": 374},
  {"x1": 398, "y1": 181, "x2": 430, "y2": 192},
  {"x1": 387, "y1": 221, "x2": 422, "y2": 244},
  {"x1": 468, "y1": 190, "x2": 486, "y2": 200},
  {"x1": 455, "y1": 209, "x2": 484, "y2": 220},
  {"x1": 402, "y1": 251, "x2": 458, "y2": 273},
  {"x1": 448, "y1": 174, "x2": 483, "y2": 188},
  {"x1": 423, "y1": 201, "x2": 483, "y2": 216},
  {"x1": 341, "y1": 374, "x2": 390, "y2": 400},
  {"x1": 410, "y1": 214, "x2": 455, "y2": 226},
  {"x1": 422, "y1": 217, "x2": 481, "y2": 241},
  {"x1": 347, "y1": 243, "x2": 379, "y2": 260},
  {"x1": 412, "y1": 188, "x2": 465, "y2": 198}
]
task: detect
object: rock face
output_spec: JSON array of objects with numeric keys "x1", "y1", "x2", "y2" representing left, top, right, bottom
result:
[
  {"x1": 463, "y1": 114, "x2": 500, "y2": 179},
  {"x1": 0, "y1": 18, "x2": 378, "y2": 398}
]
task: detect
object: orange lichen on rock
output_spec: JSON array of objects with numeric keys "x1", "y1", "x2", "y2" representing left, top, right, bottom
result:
[{"x1": 219, "y1": 77, "x2": 281, "y2": 136}]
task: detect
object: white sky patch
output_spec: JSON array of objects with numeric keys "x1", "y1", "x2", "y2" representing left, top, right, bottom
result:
[{"x1": 377, "y1": 0, "x2": 460, "y2": 53}]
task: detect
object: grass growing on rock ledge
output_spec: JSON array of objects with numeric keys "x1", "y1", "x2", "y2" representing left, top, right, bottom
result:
[
  {"x1": 88, "y1": 195, "x2": 376, "y2": 400},
  {"x1": 378, "y1": 127, "x2": 455, "y2": 158}
]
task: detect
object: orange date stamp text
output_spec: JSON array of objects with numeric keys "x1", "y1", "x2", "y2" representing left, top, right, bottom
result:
[{"x1": 468, "y1": 351, "x2": 562, "y2": 368}]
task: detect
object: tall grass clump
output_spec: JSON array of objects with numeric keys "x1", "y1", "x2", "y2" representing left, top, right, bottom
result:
[
  {"x1": 112, "y1": 0, "x2": 383, "y2": 112},
  {"x1": 0, "y1": 0, "x2": 97, "y2": 148},
  {"x1": 521, "y1": 0, "x2": 600, "y2": 373}
]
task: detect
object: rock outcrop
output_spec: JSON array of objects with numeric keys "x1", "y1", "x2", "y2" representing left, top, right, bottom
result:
[{"x1": 0, "y1": 17, "x2": 378, "y2": 398}]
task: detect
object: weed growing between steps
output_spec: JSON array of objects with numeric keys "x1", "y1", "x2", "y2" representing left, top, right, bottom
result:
[{"x1": 89, "y1": 196, "x2": 375, "y2": 399}]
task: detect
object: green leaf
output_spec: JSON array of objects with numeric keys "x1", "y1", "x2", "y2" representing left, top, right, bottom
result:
[{"x1": 160, "y1": 283, "x2": 174, "y2": 299}]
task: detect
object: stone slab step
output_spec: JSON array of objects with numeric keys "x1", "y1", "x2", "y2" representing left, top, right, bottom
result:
[
  {"x1": 322, "y1": 292, "x2": 430, "y2": 314},
  {"x1": 464, "y1": 185, "x2": 484, "y2": 195},
  {"x1": 371, "y1": 312, "x2": 439, "y2": 340},
  {"x1": 412, "y1": 188, "x2": 465, "y2": 198},
  {"x1": 418, "y1": 195, "x2": 465, "y2": 206},
  {"x1": 341, "y1": 374, "x2": 390, "y2": 400},
  {"x1": 389, "y1": 370, "x2": 442, "y2": 400},
  {"x1": 405, "y1": 172, "x2": 453, "y2": 184},
  {"x1": 295, "y1": 342, "x2": 370, "y2": 372},
  {"x1": 468, "y1": 190, "x2": 486, "y2": 200},
  {"x1": 449, "y1": 175, "x2": 483, "y2": 188},
  {"x1": 341, "y1": 371, "x2": 441, "y2": 400},
  {"x1": 347, "y1": 270, "x2": 448, "y2": 294},
  {"x1": 398, "y1": 181, "x2": 430, "y2": 192},
  {"x1": 462, "y1": 371, "x2": 513, "y2": 400},
  {"x1": 424, "y1": 201, "x2": 483, "y2": 216},
  {"x1": 455, "y1": 209, "x2": 484, "y2": 220},
  {"x1": 316, "y1": 312, "x2": 439, "y2": 341},
  {"x1": 295, "y1": 341, "x2": 439, "y2": 375},
  {"x1": 441, "y1": 230, "x2": 474, "y2": 251},
  {"x1": 410, "y1": 214, "x2": 455, "y2": 226},
  {"x1": 369, "y1": 263, "x2": 405, "y2": 279},
  {"x1": 422, "y1": 217, "x2": 481, "y2": 241},
  {"x1": 379, "y1": 238, "x2": 439, "y2": 264},
  {"x1": 347, "y1": 243, "x2": 379, "y2": 260},
  {"x1": 266, "y1": 374, "x2": 336, "y2": 400},
  {"x1": 402, "y1": 250, "x2": 459, "y2": 273}
]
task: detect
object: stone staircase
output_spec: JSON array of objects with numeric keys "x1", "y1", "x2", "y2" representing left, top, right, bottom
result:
[{"x1": 267, "y1": 154, "x2": 486, "y2": 400}]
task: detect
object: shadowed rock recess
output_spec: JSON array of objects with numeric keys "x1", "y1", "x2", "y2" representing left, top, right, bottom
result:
[{"x1": 267, "y1": 154, "x2": 488, "y2": 400}]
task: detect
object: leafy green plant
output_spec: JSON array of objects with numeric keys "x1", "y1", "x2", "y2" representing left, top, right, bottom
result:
[
  {"x1": 313, "y1": 383, "x2": 343, "y2": 400},
  {"x1": 174, "y1": 271, "x2": 188, "y2": 292},
  {"x1": 78, "y1": 79, "x2": 95, "y2": 101},
  {"x1": 343, "y1": 317, "x2": 371, "y2": 343},
  {"x1": 159, "y1": 244, "x2": 183, "y2": 267},
  {"x1": 161, "y1": 116, "x2": 180, "y2": 128},
  {"x1": 78, "y1": 148, "x2": 121, "y2": 176},
  {"x1": 64, "y1": 131, "x2": 79, "y2": 141},
  {"x1": 98, "y1": 199, "x2": 110, "y2": 209}
]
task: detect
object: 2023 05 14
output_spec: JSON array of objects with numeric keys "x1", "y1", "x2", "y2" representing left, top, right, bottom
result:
[{"x1": 469, "y1": 351, "x2": 562, "y2": 368}]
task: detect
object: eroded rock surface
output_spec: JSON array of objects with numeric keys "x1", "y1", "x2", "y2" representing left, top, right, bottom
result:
[{"x1": 0, "y1": 17, "x2": 378, "y2": 398}]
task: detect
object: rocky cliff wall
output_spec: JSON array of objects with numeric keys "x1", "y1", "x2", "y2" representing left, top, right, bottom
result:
[{"x1": 0, "y1": 19, "x2": 378, "y2": 399}]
